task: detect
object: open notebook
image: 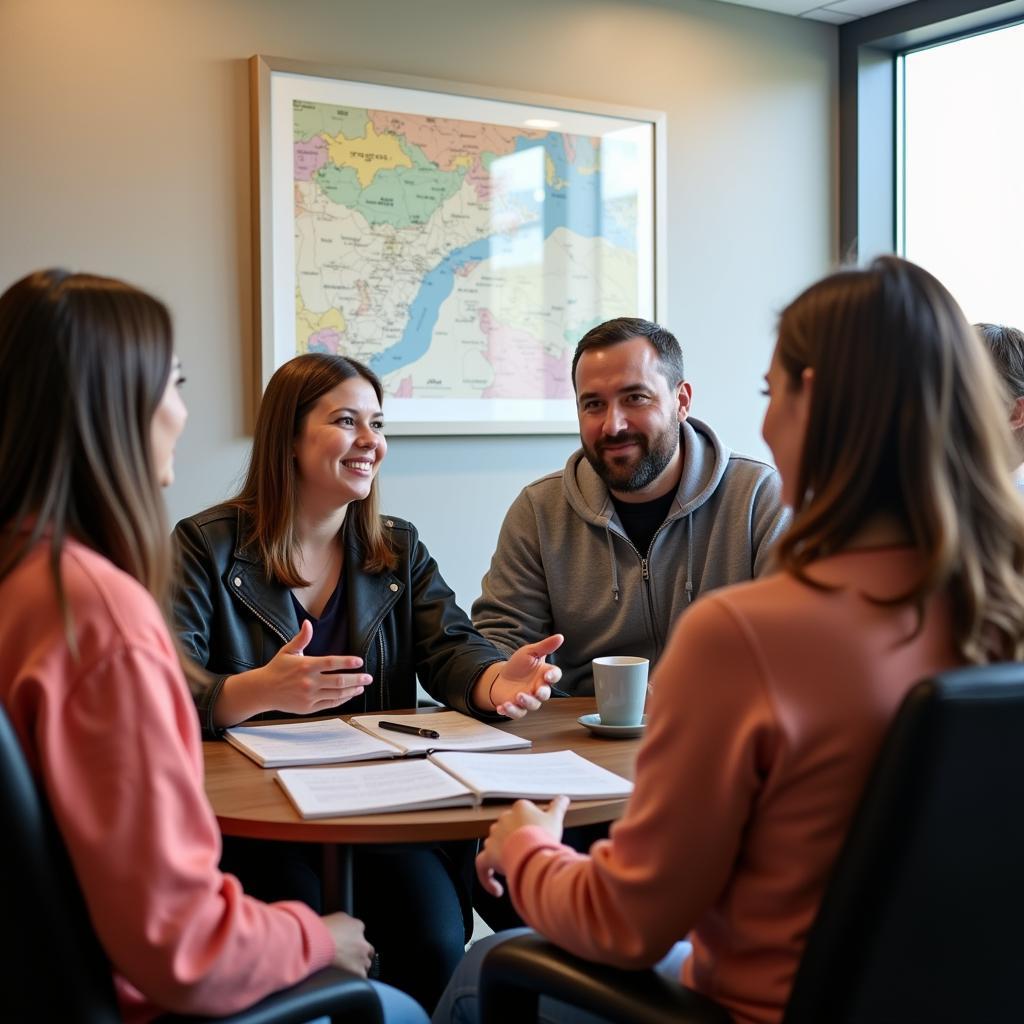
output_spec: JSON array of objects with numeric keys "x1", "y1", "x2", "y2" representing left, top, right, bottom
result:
[
  {"x1": 275, "y1": 750, "x2": 634, "y2": 818},
  {"x1": 224, "y1": 710, "x2": 529, "y2": 768}
]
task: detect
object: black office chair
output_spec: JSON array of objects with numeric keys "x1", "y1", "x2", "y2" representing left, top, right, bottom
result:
[
  {"x1": 480, "y1": 664, "x2": 1024, "y2": 1023},
  {"x1": 0, "y1": 703, "x2": 383, "y2": 1024}
]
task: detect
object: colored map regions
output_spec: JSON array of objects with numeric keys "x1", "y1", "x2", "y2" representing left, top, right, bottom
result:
[
  {"x1": 367, "y1": 110, "x2": 545, "y2": 173},
  {"x1": 292, "y1": 99, "x2": 642, "y2": 401}
]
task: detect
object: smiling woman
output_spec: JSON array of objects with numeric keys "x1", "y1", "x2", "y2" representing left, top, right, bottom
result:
[
  {"x1": 293, "y1": 379, "x2": 386, "y2": 511},
  {"x1": 170, "y1": 352, "x2": 564, "y2": 1011},
  {"x1": 289, "y1": 375, "x2": 388, "y2": 616}
]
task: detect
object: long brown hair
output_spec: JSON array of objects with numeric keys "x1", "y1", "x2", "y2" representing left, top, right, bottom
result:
[
  {"x1": 230, "y1": 353, "x2": 397, "y2": 583},
  {"x1": 774, "y1": 255, "x2": 1024, "y2": 662},
  {"x1": 0, "y1": 269, "x2": 175, "y2": 635}
]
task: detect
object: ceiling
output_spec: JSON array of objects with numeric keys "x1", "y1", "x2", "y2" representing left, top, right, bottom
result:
[{"x1": 713, "y1": 0, "x2": 916, "y2": 24}]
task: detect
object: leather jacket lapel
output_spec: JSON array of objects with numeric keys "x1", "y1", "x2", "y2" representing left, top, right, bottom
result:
[{"x1": 225, "y1": 537, "x2": 299, "y2": 645}]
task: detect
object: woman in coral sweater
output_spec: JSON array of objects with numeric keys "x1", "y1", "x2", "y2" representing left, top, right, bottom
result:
[
  {"x1": 434, "y1": 256, "x2": 1024, "y2": 1024},
  {"x1": 0, "y1": 269, "x2": 426, "y2": 1023}
]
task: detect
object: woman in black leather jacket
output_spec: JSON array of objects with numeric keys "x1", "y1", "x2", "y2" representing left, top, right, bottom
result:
[{"x1": 172, "y1": 353, "x2": 563, "y2": 1012}]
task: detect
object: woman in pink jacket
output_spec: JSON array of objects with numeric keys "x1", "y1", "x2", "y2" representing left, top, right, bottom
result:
[
  {"x1": 0, "y1": 269, "x2": 427, "y2": 1023},
  {"x1": 433, "y1": 256, "x2": 1024, "y2": 1024}
]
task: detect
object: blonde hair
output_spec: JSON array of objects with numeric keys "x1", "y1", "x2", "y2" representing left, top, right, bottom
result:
[{"x1": 774, "y1": 256, "x2": 1024, "y2": 663}]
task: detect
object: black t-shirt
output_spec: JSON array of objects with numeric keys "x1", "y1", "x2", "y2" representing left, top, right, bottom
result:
[
  {"x1": 290, "y1": 575, "x2": 348, "y2": 657},
  {"x1": 610, "y1": 488, "x2": 677, "y2": 558}
]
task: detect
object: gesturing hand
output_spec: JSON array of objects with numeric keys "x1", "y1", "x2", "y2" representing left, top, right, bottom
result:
[
  {"x1": 254, "y1": 619, "x2": 372, "y2": 714},
  {"x1": 476, "y1": 795, "x2": 570, "y2": 897},
  {"x1": 322, "y1": 912, "x2": 375, "y2": 977},
  {"x1": 489, "y1": 633, "x2": 564, "y2": 719}
]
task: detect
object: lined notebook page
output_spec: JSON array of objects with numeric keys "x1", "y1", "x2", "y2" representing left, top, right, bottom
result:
[
  {"x1": 429, "y1": 750, "x2": 634, "y2": 800},
  {"x1": 350, "y1": 710, "x2": 530, "y2": 753},
  {"x1": 225, "y1": 718, "x2": 399, "y2": 768},
  {"x1": 276, "y1": 759, "x2": 476, "y2": 818}
]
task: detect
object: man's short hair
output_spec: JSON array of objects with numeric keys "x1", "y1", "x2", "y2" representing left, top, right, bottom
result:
[
  {"x1": 976, "y1": 322, "x2": 1024, "y2": 399},
  {"x1": 571, "y1": 317, "x2": 684, "y2": 392}
]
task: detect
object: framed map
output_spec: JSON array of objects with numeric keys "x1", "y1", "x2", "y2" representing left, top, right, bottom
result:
[{"x1": 251, "y1": 56, "x2": 665, "y2": 434}]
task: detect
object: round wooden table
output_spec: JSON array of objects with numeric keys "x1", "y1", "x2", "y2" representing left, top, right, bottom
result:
[{"x1": 204, "y1": 697, "x2": 642, "y2": 910}]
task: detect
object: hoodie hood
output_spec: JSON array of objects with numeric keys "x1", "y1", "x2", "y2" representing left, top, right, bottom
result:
[
  {"x1": 561, "y1": 417, "x2": 731, "y2": 606},
  {"x1": 561, "y1": 417, "x2": 731, "y2": 527},
  {"x1": 471, "y1": 415, "x2": 787, "y2": 694}
]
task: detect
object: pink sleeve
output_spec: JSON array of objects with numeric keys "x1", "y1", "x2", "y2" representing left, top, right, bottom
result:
[
  {"x1": 503, "y1": 594, "x2": 776, "y2": 968},
  {"x1": 38, "y1": 642, "x2": 334, "y2": 1016}
]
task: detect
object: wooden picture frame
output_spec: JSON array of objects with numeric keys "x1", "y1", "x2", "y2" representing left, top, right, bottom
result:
[{"x1": 251, "y1": 55, "x2": 666, "y2": 434}]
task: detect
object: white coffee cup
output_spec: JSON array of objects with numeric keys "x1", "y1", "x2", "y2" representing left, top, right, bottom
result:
[{"x1": 592, "y1": 656, "x2": 649, "y2": 727}]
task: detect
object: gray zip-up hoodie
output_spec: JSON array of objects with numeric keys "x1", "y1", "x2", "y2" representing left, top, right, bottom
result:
[{"x1": 472, "y1": 417, "x2": 791, "y2": 694}]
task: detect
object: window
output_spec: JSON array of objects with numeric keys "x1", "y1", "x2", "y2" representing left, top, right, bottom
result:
[
  {"x1": 838, "y1": 0, "x2": 1024, "y2": 277},
  {"x1": 898, "y1": 21, "x2": 1024, "y2": 326}
]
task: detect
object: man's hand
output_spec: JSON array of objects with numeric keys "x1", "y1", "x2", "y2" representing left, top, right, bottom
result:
[
  {"x1": 486, "y1": 634, "x2": 564, "y2": 719},
  {"x1": 475, "y1": 795, "x2": 570, "y2": 897},
  {"x1": 322, "y1": 912, "x2": 375, "y2": 977}
]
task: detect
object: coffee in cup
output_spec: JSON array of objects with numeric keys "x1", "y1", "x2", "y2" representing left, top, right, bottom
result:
[{"x1": 592, "y1": 656, "x2": 649, "y2": 727}]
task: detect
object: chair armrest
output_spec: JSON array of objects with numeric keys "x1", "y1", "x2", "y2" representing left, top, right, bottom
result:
[
  {"x1": 155, "y1": 966, "x2": 383, "y2": 1024},
  {"x1": 480, "y1": 933, "x2": 732, "y2": 1024}
]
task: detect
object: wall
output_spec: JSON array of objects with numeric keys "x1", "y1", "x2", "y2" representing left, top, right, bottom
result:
[{"x1": 0, "y1": 0, "x2": 835, "y2": 607}]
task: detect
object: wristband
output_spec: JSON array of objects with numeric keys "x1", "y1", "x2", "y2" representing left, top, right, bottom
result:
[{"x1": 488, "y1": 669, "x2": 504, "y2": 709}]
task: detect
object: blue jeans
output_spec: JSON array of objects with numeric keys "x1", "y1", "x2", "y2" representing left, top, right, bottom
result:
[
  {"x1": 221, "y1": 837, "x2": 468, "y2": 1011},
  {"x1": 308, "y1": 980, "x2": 428, "y2": 1024},
  {"x1": 372, "y1": 980, "x2": 430, "y2": 1022},
  {"x1": 431, "y1": 928, "x2": 693, "y2": 1024}
]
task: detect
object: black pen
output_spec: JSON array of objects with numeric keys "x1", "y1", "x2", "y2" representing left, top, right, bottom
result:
[{"x1": 378, "y1": 720, "x2": 440, "y2": 740}]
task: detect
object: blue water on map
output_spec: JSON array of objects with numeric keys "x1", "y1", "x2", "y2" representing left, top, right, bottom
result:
[
  {"x1": 368, "y1": 132, "x2": 635, "y2": 379},
  {"x1": 370, "y1": 236, "x2": 491, "y2": 377}
]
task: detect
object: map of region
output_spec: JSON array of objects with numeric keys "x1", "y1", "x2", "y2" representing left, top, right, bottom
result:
[{"x1": 292, "y1": 99, "x2": 643, "y2": 401}]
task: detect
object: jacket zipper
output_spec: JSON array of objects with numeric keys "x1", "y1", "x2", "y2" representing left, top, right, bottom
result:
[
  {"x1": 617, "y1": 534, "x2": 663, "y2": 657},
  {"x1": 642, "y1": 519, "x2": 679, "y2": 655},
  {"x1": 359, "y1": 591, "x2": 399, "y2": 711},
  {"x1": 232, "y1": 588, "x2": 290, "y2": 645},
  {"x1": 376, "y1": 628, "x2": 387, "y2": 710}
]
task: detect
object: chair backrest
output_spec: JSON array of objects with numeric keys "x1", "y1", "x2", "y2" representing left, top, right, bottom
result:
[
  {"x1": 784, "y1": 663, "x2": 1024, "y2": 1024},
  {"x1": 0, "y1": 702, "x2": 121, "y2": 1022}
]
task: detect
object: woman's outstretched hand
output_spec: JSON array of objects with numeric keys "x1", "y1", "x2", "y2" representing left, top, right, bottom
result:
[
  {"x1": 213, "y1": 619, "x2": 373, "y2": 727},
  {"x1": 478, "y1": 633, "x2": 564, "y2": 719}
]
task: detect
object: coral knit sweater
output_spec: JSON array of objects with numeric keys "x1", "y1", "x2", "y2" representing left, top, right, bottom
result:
[
  {"x1": 503, "y1": 548, "x2": 959, "y2": 1024},
  {"x1": 0, "y1": 540, "x2": 333, "y2": 1021}
]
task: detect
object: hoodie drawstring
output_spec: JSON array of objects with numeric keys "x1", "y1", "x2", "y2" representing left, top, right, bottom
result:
[
  {"x1": 606, "y1": 527, "x2": 621, "y2": 602},
  {"x1": 685, "y1": 512, "x2": 694, "y2": 604}
]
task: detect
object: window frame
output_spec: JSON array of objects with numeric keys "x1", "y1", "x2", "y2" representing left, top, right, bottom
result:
[{"x1": 839, "y1": 0, "x2": 1024, "y2": 261}]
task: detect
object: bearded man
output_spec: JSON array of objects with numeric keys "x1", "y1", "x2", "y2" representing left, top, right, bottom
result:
[{"x1": 472, "y1": 317, "x2": 790, "y2": 694}]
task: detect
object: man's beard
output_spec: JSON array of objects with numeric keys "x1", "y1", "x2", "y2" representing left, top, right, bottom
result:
[{"x1": 583, "y1": 425, "x2": 679, "y2": 492}]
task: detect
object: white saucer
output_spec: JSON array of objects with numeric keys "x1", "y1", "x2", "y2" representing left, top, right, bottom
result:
[{"x1": 577, "y1": 713, "x2": 647, "y2": 739}]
